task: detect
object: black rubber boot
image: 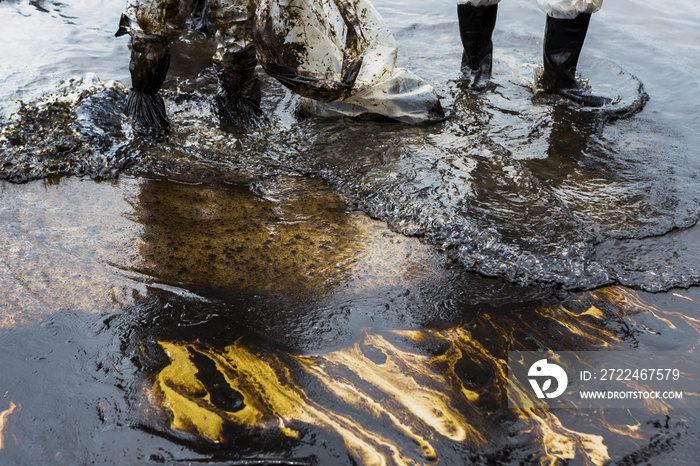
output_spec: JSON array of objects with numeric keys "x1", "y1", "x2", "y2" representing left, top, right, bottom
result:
[
  {"x1": 457, "y1": 3, "x2": 498, "y2": 92},
  {"x1": 540, "y1": 13, "x2": 611, "y2": 107},
  {"x1": 215, "y1": 49, "x2": 265, "y2": 131},
  {"x1": 125, "y1": 37, "x2": 171, "y2": 138}
]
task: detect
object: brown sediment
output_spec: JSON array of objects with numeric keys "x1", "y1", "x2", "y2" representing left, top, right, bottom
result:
[
  {"x1": 0, "y1": 177, "x2": 148, "y2": 330},
  {"x1": 130, "y1": 175, "x2": 368, "y2": 299}
]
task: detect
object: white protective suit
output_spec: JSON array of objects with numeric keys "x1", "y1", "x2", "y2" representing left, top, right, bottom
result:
[
  {"x1": 119, "y1": 0, "x2": 444, "y2": 124},
  {"x1": 456, "y1": 0, "x2": 603, "y2": 19}
]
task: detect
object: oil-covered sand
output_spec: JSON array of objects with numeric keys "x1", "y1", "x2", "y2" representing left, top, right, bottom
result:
[{"x1": 1, "y1": 0, "x2": 700, "y2": 464}]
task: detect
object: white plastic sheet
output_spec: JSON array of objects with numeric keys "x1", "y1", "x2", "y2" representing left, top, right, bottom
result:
[{"x1": 254, "y1": 0, "x2": 443, "y2": 123}]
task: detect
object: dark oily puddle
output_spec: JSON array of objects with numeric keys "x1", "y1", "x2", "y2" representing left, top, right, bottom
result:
[
  {"x1": 1, "y1": 65, "x2": 698, "y2": 293},
  {"x1": 1, "y1": 0, "x2": 698, "y2": 293},
  {"x1": 1, "y1": 176, "x2": 699, "y2": 465}
]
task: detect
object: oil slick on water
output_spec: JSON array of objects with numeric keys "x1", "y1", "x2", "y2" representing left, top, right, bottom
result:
[{"x1": 2, "y1": 0, "x2": 700, "y2": 464}]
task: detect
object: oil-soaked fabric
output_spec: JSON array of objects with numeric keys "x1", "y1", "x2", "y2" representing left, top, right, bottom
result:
[
  {"x1": 120, "y1": 0, "x2": 442, "y2": 123},
  {"x1": 119, "y1": 0, "x2": 256, "y2": 58},
  {"x1": 255, "y1": 0, "x2": 442, "y2": 123}
]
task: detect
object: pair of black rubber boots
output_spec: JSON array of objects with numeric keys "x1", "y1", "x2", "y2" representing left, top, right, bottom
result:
[
  {"x1": 458, "y1": 4, "x2": 611, "y2": 107},
  {"x1": 125, "y1": 38, "x2": 263, "y2": 139},
  {"x1": 122, "y1": 0, "x2": 262, "y2": 139}
]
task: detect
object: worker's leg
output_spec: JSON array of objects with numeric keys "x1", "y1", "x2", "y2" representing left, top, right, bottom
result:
[
  {"x1": 208, "y1": 0, "x2": 263, "y2": 129},
  {"x1": 537, "y1": 0, "x2": 610, "y2": 106},
  {"x1": 116, "y1": 0, "x2": 193, "y2": 137},
  {"x1": 456, "y1": 0, "x2": 500, "y2": 91}
]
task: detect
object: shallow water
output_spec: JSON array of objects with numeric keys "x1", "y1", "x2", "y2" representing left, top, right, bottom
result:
[{"x1": 1, "y1": 0, "x2": 700, "y2": 464}]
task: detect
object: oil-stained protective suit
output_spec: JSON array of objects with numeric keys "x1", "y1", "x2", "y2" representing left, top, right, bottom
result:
[
  {"x1": 117, "y1": 0, "x2": 445, "y2": 136},
  {"x1": 255, "y1": 0, "x2": 445, "y2": 124}
]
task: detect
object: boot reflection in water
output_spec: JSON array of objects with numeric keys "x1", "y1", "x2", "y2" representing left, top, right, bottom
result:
[
  {"x1": 116, "y1": 0, "x2": 264, "y2": 137},
  {"x1": 457, "y1": 0, "x2": 612, "y2": 107}
]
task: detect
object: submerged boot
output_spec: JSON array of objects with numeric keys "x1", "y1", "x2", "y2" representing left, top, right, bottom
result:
[
  {"x1": 457, "y1": 3, "x2": 498, "y2": 92},
  {"x1": 539, "y1": 13, "x2": 611, "y2": 107},
  {"x1": 125, "y1": 37, "x2": 171, "y2": 138},
  {"x1": 215, "y1": 49, "x2": 265, "y2": 130}
]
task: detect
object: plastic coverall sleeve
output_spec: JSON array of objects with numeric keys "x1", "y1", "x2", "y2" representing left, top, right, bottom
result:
[
  {"x1": 118, "y1": 0, "x2": 256, "y2": 73},
  {"x1": 456, "y1": 0, "x2": 603, "y2": 19},
  {"x1": 255, "y1": 0, "x2": 442, "y2": 124}
]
